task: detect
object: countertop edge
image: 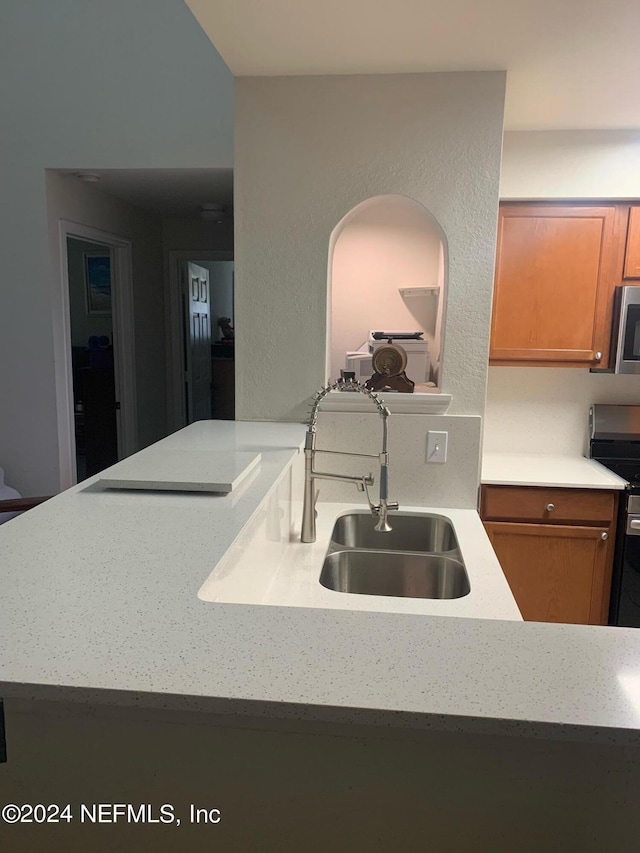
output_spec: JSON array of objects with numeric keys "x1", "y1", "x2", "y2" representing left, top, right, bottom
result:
[
  {"x1": 480, "y1": 477, "x2": 627, "y2": 491},
  {"x1": 3, "y1": 682, "x2": 640, "y2": 746},
  {"x1": 481, "y1": 453, "x2": 628, "y2": 491}
]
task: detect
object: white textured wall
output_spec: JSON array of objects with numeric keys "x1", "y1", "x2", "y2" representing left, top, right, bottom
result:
[
  {"x1": 501, "y1": 131, "x2": 640, "y2": 199},
  {"x1": 486, "y1": 130, "x2": 640, "y2": 457},
  {"x1": 235, "y1": 72, "x2": 506, "y2": 423},
  {"x1": 485, "y1": 368, "x2": 640, "y2": 456},
  {"x1": 234, "y1": 73, "x2": 505, "y2": 509},
  {"x1": 0, "y1": 0, "x2": 233, "y2": 495},
  {"x1": 330, "y1": 197, "x2": 442, "y2": 382},
  {"x1": 315, "y1": 413, "x2": 481, "y2": 508}
]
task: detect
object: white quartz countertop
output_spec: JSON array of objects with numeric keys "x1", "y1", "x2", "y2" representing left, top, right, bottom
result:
[
  {"x1": 97, "y1": 447, "x2": 261, "y2": 492},
  {"x1": 199, "y1": 499, "x2": 521, "y2": 621},
  {"x1": 482, "y1": 452, "x2": 628, "y2": 490},
  {"x1": 2, "y1": 421, "x2": 640, "y2": 744}
]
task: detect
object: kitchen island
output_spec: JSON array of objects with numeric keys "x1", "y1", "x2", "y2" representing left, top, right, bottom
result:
[
  {"x1": 0, "y1": 420, "x2": 638, "y2": 737},
  {"x1": 2, "y1": 422, "x2": 640, "y2": 851}
]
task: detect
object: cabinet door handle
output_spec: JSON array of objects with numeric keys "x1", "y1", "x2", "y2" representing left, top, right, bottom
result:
[
  {"x1": 546, "y1": 503, "x2": 555, "y2": 512},
  {"x1": 601, "y1": 532, "x2": 608, "y2": 540},
  {"x1": 594, "y1": 352, "x2": 603, "y2": 362}
]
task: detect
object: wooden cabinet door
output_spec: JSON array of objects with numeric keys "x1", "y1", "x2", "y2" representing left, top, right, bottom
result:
[
  {"x1": 624, "y1": 206, "x2": 640, "y2": 279},
  {"x1": 490, "y1": 204, "x2": 619, "y2": 367},
  {"x1": 484, "y1": 522, "x2": 613, "y2": 625}
]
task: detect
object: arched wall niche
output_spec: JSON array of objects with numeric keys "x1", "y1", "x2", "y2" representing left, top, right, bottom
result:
[{"x1": 326, "y1": 194, "x2": 448, "y2": 393}]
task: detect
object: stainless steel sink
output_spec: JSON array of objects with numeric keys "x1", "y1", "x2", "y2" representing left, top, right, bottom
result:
[
  {"x1": 320, "y1": 510, "x2": 470, "y2": 600},
  {"x1": 320, "y1": 550, "x2": 470, "y2": 600},
  {"x1": 329, "y1": 511, "x2": 459, "y2": 554}
]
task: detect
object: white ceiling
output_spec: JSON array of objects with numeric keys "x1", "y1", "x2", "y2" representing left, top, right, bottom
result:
[
  {"x1": 184, "y1": 0, "x2": 640, "y2": 130},
  {"x1": 60, "y1": 168, "x2": 233, "y2": 217}
]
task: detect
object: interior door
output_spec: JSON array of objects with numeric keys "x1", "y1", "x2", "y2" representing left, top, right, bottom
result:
[
  {"x1": 67, "y1": 238, "x2": 119, "y2": 480},
  {"x1": 184, "y1": 262, "x2": 212, "y2": 423}
]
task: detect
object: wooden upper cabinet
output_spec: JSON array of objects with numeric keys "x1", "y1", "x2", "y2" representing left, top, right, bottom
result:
[
  {"x1": 624, "y1": 206, "x2": 640, "y2": 279},
  {"x1": 490, "y1": 204, "x2": 620, "y2": 367}
]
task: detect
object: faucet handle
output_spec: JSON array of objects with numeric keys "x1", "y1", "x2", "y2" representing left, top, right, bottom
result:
[
  {"x1": 372, "y1": 501, "x2": 399, "y2": 516},
  {"x1": 356, "y1": 473, "x2": 374, "y2": 494}
]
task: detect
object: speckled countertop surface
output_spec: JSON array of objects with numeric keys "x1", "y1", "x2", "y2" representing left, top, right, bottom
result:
[
  {"x1": 2, "y1": 421, "x2": 640, "y2": 744},
  {"x1": 482, "y1": 452, "x2": 628, "y2": 490},
  {"x1": 198, "y1": 498, "x2": 522, "y2": 621}
]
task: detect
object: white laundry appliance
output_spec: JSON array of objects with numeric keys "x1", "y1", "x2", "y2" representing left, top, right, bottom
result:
[{"x1": 345, "y1": 331, "x2": 430, "y2": 384}]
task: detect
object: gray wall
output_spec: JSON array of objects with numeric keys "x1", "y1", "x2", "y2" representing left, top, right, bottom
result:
[
  {"x1": 162, "y1": 216, "x2": 234, "y2": 255},
  {"x1": 0, "y1": 0, "x2": 233, "y2": 495}
]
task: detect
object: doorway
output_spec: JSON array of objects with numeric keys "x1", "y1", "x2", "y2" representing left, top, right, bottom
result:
[
  {"x1": 59, "y1": 221, "x2": 137, "y2": 485},
  {"x1": 167, "y1": 252, "x2": 234, "y2": 430},
  {"x1": 67, "y1": 237, "x2": 118, "y2": 480}
]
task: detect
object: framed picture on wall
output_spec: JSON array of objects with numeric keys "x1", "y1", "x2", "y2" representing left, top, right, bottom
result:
[{"x1": 84, "y1": 252, "x2": 112, "y2": 314}]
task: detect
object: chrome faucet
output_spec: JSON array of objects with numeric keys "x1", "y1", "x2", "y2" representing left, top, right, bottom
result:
[{"x1": 301, "y1": 378, "x2": 399, "y2": 543}]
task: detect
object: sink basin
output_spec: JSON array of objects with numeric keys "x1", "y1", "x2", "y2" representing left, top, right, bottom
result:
[
  {"x1": 320, "y1": 550, "x2": 470, "y2": 599},
  {"x1": 329, "y1": 511, "x2": 459, "y2": 554}
]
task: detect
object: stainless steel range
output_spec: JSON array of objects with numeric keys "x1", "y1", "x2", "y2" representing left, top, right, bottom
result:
[{"x1": 590, "y1": 405, "x2": 640, "y2": 627}]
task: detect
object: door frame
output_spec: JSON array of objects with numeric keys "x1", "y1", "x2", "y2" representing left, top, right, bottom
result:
[
  {"x1": 165, "y1": 250, "x2": 233, "y2": 433},
  {"x1": 57, "y1": 220, "x2": 137, "y2": 488}
]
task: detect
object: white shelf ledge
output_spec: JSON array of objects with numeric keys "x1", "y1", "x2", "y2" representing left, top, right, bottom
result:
[
  {"x1": 399, "y1": 286, "x2": 440, "y2": 297},
  {"x1": 320, "y1": 390, "x2": 452, "y2": 415}
]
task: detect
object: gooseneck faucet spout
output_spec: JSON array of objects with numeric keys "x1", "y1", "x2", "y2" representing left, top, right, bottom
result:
[{"x1": 300, "y1": 378, "x2": 398, "y2": 543}]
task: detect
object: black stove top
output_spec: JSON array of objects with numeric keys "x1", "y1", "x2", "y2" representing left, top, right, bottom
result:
[
  {"x1": 594, "y1": 461, "x2": 640, "y2": 491},
  {"x1": 590, "y1": 441, "x2": 640, "y2": 486},
  {"x1": 589, "y1": 405, "x2": 640, "y2": 490}
]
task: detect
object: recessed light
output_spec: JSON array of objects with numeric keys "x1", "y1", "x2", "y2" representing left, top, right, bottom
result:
[
  {"x1": 75, "y1": 172, "x2": 101, "y2": 183},
  {"x1": 200, "y1": 203, "x2": 227, "y2": 223}
]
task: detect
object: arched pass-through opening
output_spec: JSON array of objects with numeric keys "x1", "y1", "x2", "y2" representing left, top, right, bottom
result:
[{"x1": 327, "y1": 195, "x2": 448, "y2": 395}]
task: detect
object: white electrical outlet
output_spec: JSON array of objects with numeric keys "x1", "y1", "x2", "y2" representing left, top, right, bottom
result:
[{"x1": 427, "y1": 430, "x2": 448, "y2": 463}]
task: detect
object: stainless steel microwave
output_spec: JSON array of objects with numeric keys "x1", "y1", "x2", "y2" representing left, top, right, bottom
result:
[{"x1": 609, "y1": 286, "x2": 640, "y2": 374}]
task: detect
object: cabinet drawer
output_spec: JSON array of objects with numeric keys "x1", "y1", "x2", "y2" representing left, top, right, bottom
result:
[{"x1": 481, "y1": 486, "x2": 615, "y2": 525}]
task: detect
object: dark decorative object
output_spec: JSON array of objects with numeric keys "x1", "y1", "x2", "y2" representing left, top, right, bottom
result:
[
  {"x1": 218, "y1": 317, "x2": 234, "y2": 341},
  {"x1": 365, "y1": 344, "x2": 415, "y2": 393}
]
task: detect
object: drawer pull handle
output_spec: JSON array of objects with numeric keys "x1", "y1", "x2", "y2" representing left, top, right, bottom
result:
[
  {"x1": 546, "y1": 503, "x2": 555, "y2": 512},
  {"x1": 601, "y1": 532, "x2": 608, "y2": 541}
]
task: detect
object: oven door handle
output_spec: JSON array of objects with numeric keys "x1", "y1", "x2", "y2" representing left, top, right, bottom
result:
[{"x1": 627, "y1": 517, "x2": 640, "y2": 535}]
